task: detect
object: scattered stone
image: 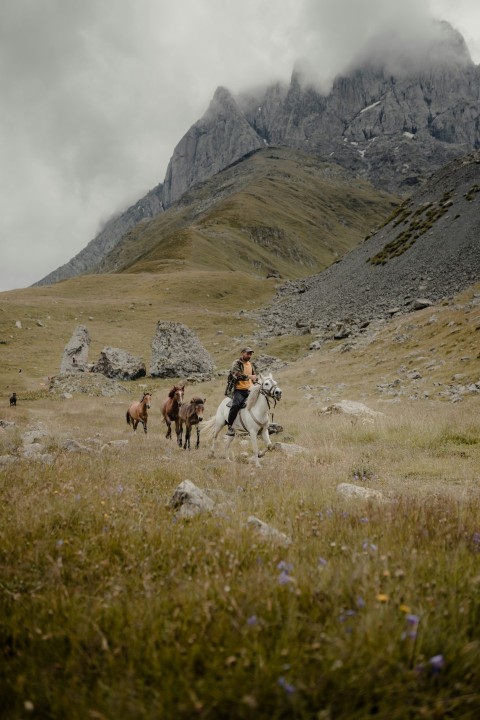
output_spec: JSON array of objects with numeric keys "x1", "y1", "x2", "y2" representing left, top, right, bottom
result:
[
  {"x1": 272, "y1": 441, "x2": 306, "y2": 456},
  {"x1": 92, "y1": 346, "x2": 146, "y2": 380},
  {"x1": 169, "y1": 480, "x2": 215, "y2": 518},
  {"x1": 247, "y1": 516, "x2": 292, "y2": 546},
  {"x1": 320, "y1": 400, "x2": 385, "y2": 418},
  {"x1": 412, "y1": 298, "x2": 433, "y2": 310},
  {"x1": 336, "y1": 483, "x2": 386, "y2": 502},
  {"x1": 49, "y1": 373, "x2": 128, "y2": 397},
  {"x1": 61, "y1": 439, "x2": 91, "y2": 453}
]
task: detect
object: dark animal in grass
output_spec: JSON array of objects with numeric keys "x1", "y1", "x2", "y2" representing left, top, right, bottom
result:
[
  {"x1": 161, "y1": 384, "x2": 185, "y2": 441},
  {"x1": 9, "y1": 392, "x2": 17, "y2": 407},
  {"x1": 178, "y1": 396, "x2": 206, "y2": 449}
]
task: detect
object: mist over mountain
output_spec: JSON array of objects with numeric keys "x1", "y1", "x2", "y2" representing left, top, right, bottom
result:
[{"x1": 34, "y1": 20, "x2": 479, "y2": 287}]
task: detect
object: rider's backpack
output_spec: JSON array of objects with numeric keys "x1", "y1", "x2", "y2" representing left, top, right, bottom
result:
[{"x1": 225, "y1": 370, "x2": 236, "y2": 398}]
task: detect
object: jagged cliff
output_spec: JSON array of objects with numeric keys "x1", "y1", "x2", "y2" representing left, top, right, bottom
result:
[{"x1": 35, "y1": 21, "x2": 480, "y2": 286}]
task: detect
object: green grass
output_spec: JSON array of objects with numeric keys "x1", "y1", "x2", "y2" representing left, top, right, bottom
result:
[{"x1": 1, "y1": 398, "x2": 480, "y2": 718}]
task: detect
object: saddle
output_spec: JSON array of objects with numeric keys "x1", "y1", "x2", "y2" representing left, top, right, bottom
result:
[{"x1": 226, "y1": 400, "x2": 246, "y2": 409}]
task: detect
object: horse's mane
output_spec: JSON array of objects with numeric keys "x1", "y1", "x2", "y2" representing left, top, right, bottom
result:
[
  {"x1": 168, "y1": 386, "x2": 182, "y2": 398},
  {"x1": 246, "y1": 383, "x2": 261, "y2": 410}
]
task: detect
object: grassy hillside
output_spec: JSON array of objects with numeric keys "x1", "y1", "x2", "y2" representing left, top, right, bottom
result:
[{"x1": 97, "y1": 147, "x2": 399, "y2": 280}]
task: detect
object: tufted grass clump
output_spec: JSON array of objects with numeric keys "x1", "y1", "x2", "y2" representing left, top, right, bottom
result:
[
  {"x1": 1, "y1": 394, "x2": 480, "y2": 719},
  {"x1": 367, "y1": 192, "x2": 453, "y2": 266}
]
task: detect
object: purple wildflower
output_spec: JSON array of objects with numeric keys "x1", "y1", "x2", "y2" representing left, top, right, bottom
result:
[
  {"x1": 360, "y1": 517, "x2": 369, "y2": 523},
  {"x1": 278, "y1": 676, "x2": 295, "y2": 694},
  {"x1": 247, "y1": 615, "x2": 258, "y2": 626},
  {"x1": 406, "y1": 614, "x2": 420, "y2": 625},
  {"x1": 429, "y1": 655, "x2": 444, "y2": 672},
  {"x1": 357, "y1": 596, "x2": 365, "y2": 608},
  {"x1": 277, "y1": 560, "x2": 294, "y2": 573},
  {"x1": 318, "y1": 557, "x2": 328, "y2": 566},
  {"x1": 278, "y1": 571, "x2": 293, "y2": 585}
]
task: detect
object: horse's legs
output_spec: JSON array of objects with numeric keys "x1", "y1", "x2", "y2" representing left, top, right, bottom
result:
[
  {"x1": 195, "y1": 425, "x2": 200, "y2": 450},
  {"x1": 132, "y1": 419, "x2": 139, "y2": 432},
  {"x1": 165, "y1": 420, "x2": 172, "y2": 440},
  {"x1": 248, "y1": 428, "x2": 262, "y2": 468},
  {"x1": 183, "y1": 424, "x2": 190, "y2": 450},
  {"x1": 209, "y1": 421, "x2": 223, "y2": 458},
  {"x1": 143, "y1": 419, "x2": 148, "y2": 435},
  {"x1": 175, "y1": 418, "x2": 182, "y2": 447},
  {"x1": 259, "y1": 425, "x2": 272, "y2": 452}
]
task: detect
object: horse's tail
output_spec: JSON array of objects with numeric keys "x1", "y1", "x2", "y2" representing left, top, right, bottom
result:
[
  {"x1": 200, "y1": 415, "x2": 217, "y2": 441},
  {"x1": 126, "y1": 410, "x2": 131, "y2": 426}
]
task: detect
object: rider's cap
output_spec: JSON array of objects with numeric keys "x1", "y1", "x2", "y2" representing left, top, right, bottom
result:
[{"x1": 241, "y1": 347, "x2": 254, "y2": 353}]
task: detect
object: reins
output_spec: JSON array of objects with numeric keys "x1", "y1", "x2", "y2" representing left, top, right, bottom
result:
[{"x1": 238, "y1": 380, "x2": 278, "y2": 431}]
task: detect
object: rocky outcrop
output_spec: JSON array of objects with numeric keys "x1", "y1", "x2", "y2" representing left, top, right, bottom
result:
[
  {"x1": 60, "y1": 325, "x2": 91, "y2": 374},
  {"x1": 162, "y1": 87, "x2": 265, "y2": 207},
  {"x1": 150, "y1": 321, "x2": 214, "y2": 379},
  {"x1": 91, "y1": 347, "x2": 146, "y2": 380},
  {"x1": 239, "y1": 25, "x2": 479, "y2": 194},
  {"x1": 255, "y1": 151, "x2": 480, "y2": 338}
]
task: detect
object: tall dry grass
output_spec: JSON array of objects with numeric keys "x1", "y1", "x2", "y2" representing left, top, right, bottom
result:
[{"x1": 1, "y1": 385, "x2": 480, "y2": 719}]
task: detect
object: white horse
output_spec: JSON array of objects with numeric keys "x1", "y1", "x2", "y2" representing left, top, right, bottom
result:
[{"x1": 202, "y1": 374, "x2": 282, "y2": 468}]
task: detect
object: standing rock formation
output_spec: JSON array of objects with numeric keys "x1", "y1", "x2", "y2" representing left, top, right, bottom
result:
[
  {"x1": 91, "y1": 347, "x2": 146, "y2": 380},
  {"x1": 60, "y1": 325, "x2": 91, "y2": 374},
  {"x1": 150, "y1": 321, "x2": 214, "y2": 380}
]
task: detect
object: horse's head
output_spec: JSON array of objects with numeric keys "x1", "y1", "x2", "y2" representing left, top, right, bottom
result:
[
  {"x1": 192, "y1": 397, "x2": 206, "y2": 422},
  {"x1": 174, "y1": 385, "x2": 185, "y2": 405},
  {"x1": 259, "y1": 374, "x2": 282, "y2": 401},
  {"x1": 142, "y1": 392, "x2": 152, "y2": 409}
]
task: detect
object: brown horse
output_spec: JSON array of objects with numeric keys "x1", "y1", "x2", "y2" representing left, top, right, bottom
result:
[
  {"x1": 126, "y1": 392, "x2": 152, "y2": 434},
  {"x1": 178, "y1": 396, "x2": 206, "y2": 450},
  {"x1": 161, "y1": 384, "x2": 185, "y2": 441}
]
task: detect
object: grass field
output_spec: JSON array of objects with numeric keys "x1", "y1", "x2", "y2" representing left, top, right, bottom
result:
[{"x1": 1, "y1": 276, "x2": 480, "y2": 719}]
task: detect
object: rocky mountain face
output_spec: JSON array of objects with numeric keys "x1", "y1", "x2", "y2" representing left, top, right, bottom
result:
[
  {"x1": 35, "y1": 21, "x2": 479, "y2": 286},
  {"x1": 162, "y1": 87, "x2": 265, "y2": 207},
  {"x1": 254, "y1": 151, "x2": 480, "y2": 340}
]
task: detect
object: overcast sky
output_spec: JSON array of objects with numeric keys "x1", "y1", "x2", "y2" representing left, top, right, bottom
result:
[{"x1": 1, "y1": 0, "x2": 479, "y2": 292}]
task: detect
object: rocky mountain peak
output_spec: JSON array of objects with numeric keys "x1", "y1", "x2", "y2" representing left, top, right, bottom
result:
[{"x1": 162, "y1": 84, "x2": 264, "y2": 207}]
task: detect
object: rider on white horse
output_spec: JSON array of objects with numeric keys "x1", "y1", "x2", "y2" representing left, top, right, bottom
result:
[{"x1": 225, "y1": 347, "x2": 258, "y2": 436}]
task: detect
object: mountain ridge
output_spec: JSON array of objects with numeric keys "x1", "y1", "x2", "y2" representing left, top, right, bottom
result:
[{"x1": 34, "y1": 20, "x2": 480, "y2": 287}]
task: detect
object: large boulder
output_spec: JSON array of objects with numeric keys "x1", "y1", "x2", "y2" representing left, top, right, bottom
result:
[
  {"x1": 60, "y1": 325, "x2": 90, "y2": 374},
  {"x1": 92, "y1": 346, "x2": 146, "y2": 380},
  {"x1": 150, "y1": 321, "x2": 214, "y2": 380}
]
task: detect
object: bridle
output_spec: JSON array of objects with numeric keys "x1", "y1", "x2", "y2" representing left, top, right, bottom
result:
[
  {"x1": 258, "y1": 378, "x2": 280, "y2": 410},
  {"x1": 236, "y1": 378, "x2": 281, "y2": 432}
]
